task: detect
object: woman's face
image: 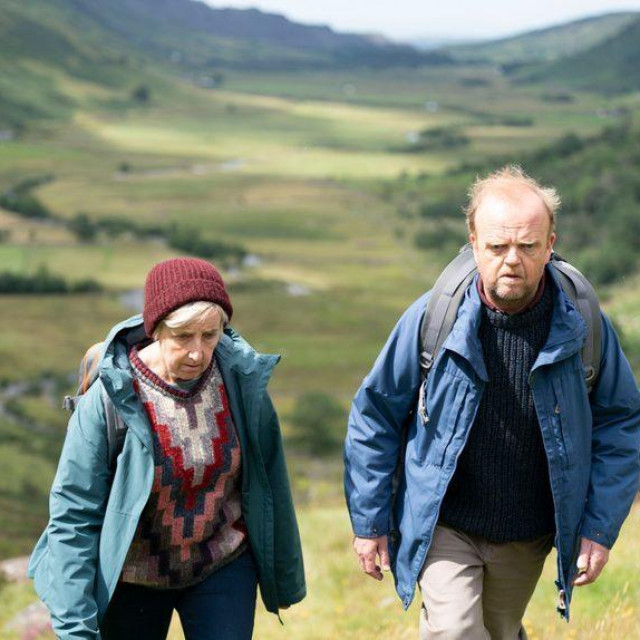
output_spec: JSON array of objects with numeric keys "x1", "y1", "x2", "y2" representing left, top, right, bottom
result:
[{"x1": 156, "y1": 308, "x2": 223, "y2": 384}]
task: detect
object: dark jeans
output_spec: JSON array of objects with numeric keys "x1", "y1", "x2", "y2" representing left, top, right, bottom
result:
[{"x1": 100, "y1": 551, "x2": 258, "y2": 640}]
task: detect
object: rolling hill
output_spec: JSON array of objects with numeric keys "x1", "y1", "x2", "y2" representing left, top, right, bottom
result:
[
  {"x1": 0, "y1": 0, "x2": 447, "y2": 128},
  {"x1": 0, "y1": 0, "x2": 440, "y2": 73},
  {"x1": 514, "y1": 16, "x2": 640, "y2": 94},
  {"x1": 444, "y1": 12, "x2": 638, "y2": 64}
]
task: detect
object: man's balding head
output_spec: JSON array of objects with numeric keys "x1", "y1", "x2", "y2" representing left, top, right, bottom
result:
[{"x1": 465, "y1": 165, "x2": 560, "y2": 237}]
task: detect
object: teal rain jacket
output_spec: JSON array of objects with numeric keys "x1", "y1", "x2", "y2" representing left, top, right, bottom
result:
[
  {"x1": 344, "y1": 266, "x2": 640, "y2": 619},
  {"x1": 28, "y1": 316, "x2": 306, "y2": 639}
]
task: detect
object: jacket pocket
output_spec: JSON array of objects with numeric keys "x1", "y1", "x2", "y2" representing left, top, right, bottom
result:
[{"x1": 421, "y1": 374, "x2": 469, "y2": 467}]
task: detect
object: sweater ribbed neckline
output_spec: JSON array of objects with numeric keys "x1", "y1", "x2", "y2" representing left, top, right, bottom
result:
[
  {"x1": 128, "y1": 345, "x2": 215, "y2": 400},
  {"x1": 482, "y1": 285, "x2": 552, "y2": 330}
]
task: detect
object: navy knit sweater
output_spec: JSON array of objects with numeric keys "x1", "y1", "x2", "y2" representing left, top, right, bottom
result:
[{"x1": 439, "y1": 285, "x2": 556, "y2": 542}]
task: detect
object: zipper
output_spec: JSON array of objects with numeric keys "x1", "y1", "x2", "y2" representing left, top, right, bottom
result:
[{"x1": 407, "y1": 379, "x2": 483, "y2": 605}]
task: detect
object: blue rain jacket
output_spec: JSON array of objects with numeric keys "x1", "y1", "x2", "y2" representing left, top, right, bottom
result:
[
  {"x1": 28, "y1": 316, "x2": 306, "y2": 639},
  {"x1": 344, "y1": 265, "x2": 640, "y2": 618}
]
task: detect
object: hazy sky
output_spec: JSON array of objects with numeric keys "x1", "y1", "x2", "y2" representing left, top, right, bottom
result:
[{"x1": 206, "y1": 0, "x2": 640, "y2": 40}]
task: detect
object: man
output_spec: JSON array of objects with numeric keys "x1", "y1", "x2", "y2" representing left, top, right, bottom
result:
[{"x1": 344, "y1": 165, "x2": 640, "y2": 639}]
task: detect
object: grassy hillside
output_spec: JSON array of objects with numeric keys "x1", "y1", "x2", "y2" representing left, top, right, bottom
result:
[
  {"x1": 0, "y1": 0, "x2": 446, "y2": 131},
  {"x1": 0, "y1": 0, "x2": 436, "y2": 86},
  {"x1": 3, "y1": 501, "x2": 640, "y2": 639},
  {"x1": 445, "y1": 12, "x2": 638, "y2": 64},
  {"x1": 516, "y1": 17, "x2": 640, "y2": 94}
]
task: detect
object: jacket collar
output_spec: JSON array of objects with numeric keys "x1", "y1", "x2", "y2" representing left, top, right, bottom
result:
[
  {"x1": 98, "y1": 316, "x2": 280, "y2": 454},
  {"x1": 530, "y1": 263, "x2": 587, "y2": 372},
  {"x1": 440, "y1": 263, "x2": 587, "y2": 382},
  {"x1": 215, "y1": 327, "x2": 280, "y2": 380},
  {"x1": 215, "y1": 328, "x2": 280, "y2": 451},
  {"x1": 99, "y1": 315, "x2": 152, "y2": 452}
]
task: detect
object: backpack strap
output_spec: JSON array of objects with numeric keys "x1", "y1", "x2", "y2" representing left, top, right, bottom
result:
[
  {"x1": 419, "y1": 246, "x2": 601, "y2": 393},
  {"x1": 62, "y1": 384, "x2": 127, "y2": 469},
  {"x1": 100, "y1": 383, "x2": 127, "y2": 470},
  {"x1": 77, "y1": 342, "x2": 104, "y2": 395},
  {"x1": 419, "y1": 244, "x2": 477, "y2": 380},
  {"x1": 549, "y1": 254, "x2": 601, "y2": 394},
  {"x1": 62, "y1": 338, "x2": 128, "y2": 470}
]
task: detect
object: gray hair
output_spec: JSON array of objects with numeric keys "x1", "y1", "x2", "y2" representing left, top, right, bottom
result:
[{"x1": 153, "y1": 301, "x2": 229, "y2": 340}]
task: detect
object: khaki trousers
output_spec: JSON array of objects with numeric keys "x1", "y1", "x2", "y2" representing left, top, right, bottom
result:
[{"x1": 418, "y1": 525, "x2": 553, "y2": 640}]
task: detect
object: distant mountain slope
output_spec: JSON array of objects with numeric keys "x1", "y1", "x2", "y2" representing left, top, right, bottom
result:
[
  {"x1": 514, "y1": 17, "x2": 640, "y2": 94},
  {"x1": 2, "y1": 0, "x2": 440, "y2": 70},
  {"x1": 0, "y1": 0, "x2": 447, "y2": 127},
  {"x1": 445, "y1": 12, "x2": 638, "y2": 64}
]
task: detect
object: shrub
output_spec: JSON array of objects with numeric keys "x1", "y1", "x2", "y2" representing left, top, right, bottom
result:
[
  {"x1": 414, "y1": 225, "x2": 467, "y2": 252},
  {"x1": 131, "y1": 85, "x2": 151, "y2": 104},
  {"x1": 0, "y1": 192, "x2": 52, "y2": 219},
  {"x1": 0, "y1": 266, "x2": 102, "y2": 294},
  {"x1": 500, "y1": 115, "x2": 534, "y2": 127},
  {"x1": 68, "y1": 213, "x2": 97, "y2": 242},
  {"x1": 419, "y1": 199, "x2": 465, "y2": 219},
  {"x1": 289, "y1": 391, "x2": 346, "y2": 456},
  {"x1": 412, "y1": 127, "x2": 470, "y2": 152},
  {"x1": 167, "y1": 226, "x2": 247, "y2": 263},
  {"x1": 577, "y1": 243, "x2": 636, "y2": 286},
  {"x1": 0, "y1": 174, "x2": 55, "y2": 219}
]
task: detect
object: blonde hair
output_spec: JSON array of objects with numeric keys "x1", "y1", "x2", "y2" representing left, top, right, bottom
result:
[
  {"x1": 464, "y1": 165, "x2": 561, "y2": 235},
  {"x1": 153, "y1": 301, "x2": 228, "y2": 340}
]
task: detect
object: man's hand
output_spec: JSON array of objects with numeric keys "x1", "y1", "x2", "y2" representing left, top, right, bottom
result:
[
  {"x1": 353, "y1": 535, "x2": 390, "y2": 581},
  {"x1": 572, "y1": 537, "x2": 610, "y2": 586}
]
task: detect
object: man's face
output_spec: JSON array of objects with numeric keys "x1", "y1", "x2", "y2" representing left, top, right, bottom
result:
[{"x1": 470, "y1": 187, "x2": 555, "y2": 314}]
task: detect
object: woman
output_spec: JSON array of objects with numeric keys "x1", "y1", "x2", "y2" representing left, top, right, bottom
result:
[{"x1": 28, "y1": 258, "x2": 306, "y2": 640}]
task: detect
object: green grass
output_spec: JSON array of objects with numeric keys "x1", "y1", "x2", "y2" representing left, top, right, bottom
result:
[
  {"x1": 0, "y1": 295, "x2": 125, "y2": 383},
  {"x1": 5, "y1": 503, "x2": 639, "y2": 639},
  {"x1": 0, "y1": 432, "x2": 57, "y2": 558},
  {"x1": 445, "y1": 13, "x2": 639, "y2": 64}
]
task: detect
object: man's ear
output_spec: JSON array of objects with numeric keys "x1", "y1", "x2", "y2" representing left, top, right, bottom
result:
[
  {"x1": 546, "y1": 232, "x2": 556, "y2": 261},
  {"x1": 469, "y1": 233, "x2": 478, "y2": 257}
]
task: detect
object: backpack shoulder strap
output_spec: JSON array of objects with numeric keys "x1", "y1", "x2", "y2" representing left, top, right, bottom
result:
[
  {"x1": 62, "y1": 341, "x2": 105, "y2": 411},
  {"x1": 99, "y1": 383, "x2": 128, "y2": 470},
  {"x1": 419, "y1": 244, "x2": 477, "y2": 380},
  {"x1": 62, "y1": 340, "x2": 128, "y2": 469},
  {"x1": 419, "y1": 248, "x2": 601, "y2": 392},
  {"x1": 549, "y1": 254, "x2": 601, "y2": 393}
]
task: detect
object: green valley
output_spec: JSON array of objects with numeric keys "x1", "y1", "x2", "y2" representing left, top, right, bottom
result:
[{"x1": 1, "y1": 1, "x2": 639, "y2": 637}]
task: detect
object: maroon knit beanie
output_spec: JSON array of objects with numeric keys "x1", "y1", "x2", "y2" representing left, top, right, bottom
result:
[{"x1": 143, "y1": 258, "x2": 233, "y2": 336}]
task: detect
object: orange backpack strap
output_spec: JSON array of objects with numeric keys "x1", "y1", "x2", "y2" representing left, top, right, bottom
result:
[
  {"x1": 77, "y1": 342, "x2": 104, "y2": 395},
  {"x1": 62, "y1": 341, "x2": 128, "y2": 469}
]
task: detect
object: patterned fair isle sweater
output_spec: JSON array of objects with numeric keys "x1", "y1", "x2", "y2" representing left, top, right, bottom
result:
[{"x1": 120, "y1": 347, "x2": 247, "y2": 588}]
